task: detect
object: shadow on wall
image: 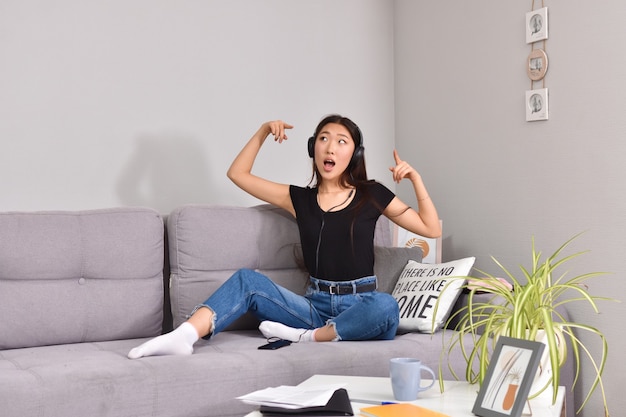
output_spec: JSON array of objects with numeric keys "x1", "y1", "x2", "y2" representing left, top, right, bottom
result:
[{"x1": 116, "y1": 132, "x2": 215, "y2": 214}]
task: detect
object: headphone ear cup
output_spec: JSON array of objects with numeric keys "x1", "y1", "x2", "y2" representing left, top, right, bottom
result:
[
  {"x1": 350, "y1": 145, "x2": 365, "y2": 167},
  {"x1": 307, "y1": 136, "x2": 315, "y2": 158}
]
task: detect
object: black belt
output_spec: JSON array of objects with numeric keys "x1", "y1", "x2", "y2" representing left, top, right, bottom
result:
[{"x1": 315, "y1": 281, "x2": 377, "y2": 295}]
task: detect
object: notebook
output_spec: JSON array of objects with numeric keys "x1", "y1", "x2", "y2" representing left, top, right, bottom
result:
[
  {"x1": 360, "y1": 403, "x2": 450, "y2": 417},
  {"x1": 259, "y1": 388, "x2": 354, "y2": 416}
]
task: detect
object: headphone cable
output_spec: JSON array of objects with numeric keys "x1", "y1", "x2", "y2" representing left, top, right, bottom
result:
[{"x1": 314, "y1": 188, "x2": 354, "y2": 277}]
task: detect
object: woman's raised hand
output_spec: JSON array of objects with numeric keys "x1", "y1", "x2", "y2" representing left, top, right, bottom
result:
[
  {"x1": 264, "y1": 120, "x2": 294, "y2": 143},
  {"x1": 389, "y1": 149, "x2": 420, "y2": 183}
]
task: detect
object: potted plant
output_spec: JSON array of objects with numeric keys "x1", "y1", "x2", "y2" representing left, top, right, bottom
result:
[{"x1": 439, "y1": 233, "x2": 614, "y2": 415}]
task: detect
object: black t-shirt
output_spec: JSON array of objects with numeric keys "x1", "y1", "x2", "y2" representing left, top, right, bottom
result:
[{"x1": 290, "y1": 182, "x2": 395, "y2": 281}]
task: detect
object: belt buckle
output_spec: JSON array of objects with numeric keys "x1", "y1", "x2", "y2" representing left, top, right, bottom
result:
[{"x1": 328, "y1": 284, "x2": 338, "y2": 295}]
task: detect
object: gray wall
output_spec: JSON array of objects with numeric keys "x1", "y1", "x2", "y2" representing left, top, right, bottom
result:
[
  {"x1": 1, "y1": 1, "x2": 624, "y2": 416},
  {"x1": 394, "y1": 1, "x2": 625, "y2": 416},
  {"x1": 0, "y1": 0, "x2": 396, "y2": 212}
]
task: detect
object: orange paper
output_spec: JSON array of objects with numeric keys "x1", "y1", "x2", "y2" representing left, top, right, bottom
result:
[{"x1": 360, "y1": 403, "x2": 451, "y2": 417}]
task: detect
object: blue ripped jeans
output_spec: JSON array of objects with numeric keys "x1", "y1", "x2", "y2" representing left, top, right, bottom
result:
[{"x1": 193, "y1": 268, "x2": 399, "y2": 341}]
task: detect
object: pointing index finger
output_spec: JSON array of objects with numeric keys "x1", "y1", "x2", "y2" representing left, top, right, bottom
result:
[{"x1": 393, "y1": 149, "x2": 402, "y2": 165}]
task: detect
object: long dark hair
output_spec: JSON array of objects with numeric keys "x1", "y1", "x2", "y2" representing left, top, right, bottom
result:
[{"x1": 308, "y1": 114, "x2": 368, "y2": 188}]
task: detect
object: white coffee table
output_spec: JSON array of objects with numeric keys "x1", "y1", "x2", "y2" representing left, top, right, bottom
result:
[{"x1": 244, "y1": 374, "x2": 565, "y2": 417}]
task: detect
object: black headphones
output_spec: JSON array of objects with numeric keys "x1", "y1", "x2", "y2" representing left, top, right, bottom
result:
[{"x1": 307, "y1": 127, "x2": 365, "y2": 169}]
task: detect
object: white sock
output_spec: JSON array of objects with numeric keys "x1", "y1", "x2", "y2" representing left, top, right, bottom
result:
[
  {"x1": 259, "y1": 321, "x2": 317, "y2": 343},
  {"x1": 127, "y1": 322, "x2": 199, "y2": 359}
]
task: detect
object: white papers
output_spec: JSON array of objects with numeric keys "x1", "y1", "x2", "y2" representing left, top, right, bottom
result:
[{"x1": 237, "y1": 384, "x2": 345, "y2": 409}]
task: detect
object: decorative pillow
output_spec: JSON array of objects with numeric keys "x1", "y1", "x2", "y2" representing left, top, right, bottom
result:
[
  {"x1": 374, "y1": 246, "x2": 423, "y2": 294},
  {"x1": 391, "y1": 257, "x2": 475, "y2": 334}
]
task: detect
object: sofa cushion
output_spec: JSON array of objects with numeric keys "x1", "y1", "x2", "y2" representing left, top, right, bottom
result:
[
  {"x1": 0, "y1": 207, "x2": 164, "y2": 349},
  {"x1": 168, "y1": 204, "x2": 307, "y2": 329},
  {"x1": 0, "y1": 328, "x2": 476, "y2": 417}
]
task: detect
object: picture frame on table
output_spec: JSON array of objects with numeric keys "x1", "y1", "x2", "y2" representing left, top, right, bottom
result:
[{"x1": 472, "y1": 337, "x2": 546, "y2": 417}]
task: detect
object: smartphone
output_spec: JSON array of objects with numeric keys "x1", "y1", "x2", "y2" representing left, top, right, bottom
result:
[{"x1": 258, "y1": 339, "x2": 292, "y2": 350}]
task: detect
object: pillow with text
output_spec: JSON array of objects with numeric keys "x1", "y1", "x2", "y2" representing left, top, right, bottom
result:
[{"x1": 392, "y1": 257, "x2": 475, "y2": 333}]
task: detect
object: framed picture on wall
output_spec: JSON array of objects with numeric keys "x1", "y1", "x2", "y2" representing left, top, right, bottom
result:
[
  {"x1": 527, "y1": 48, "x2": 548, "y2": 81},
  {"x1": 526, "y1": 7, "x2": 548, "y2": 43},
  {"x1": 472, "y1": 337, "x2": 546, "y2": 417},
  {"x1": 526, "y1": 88, "x2": 549, "y2": 122},
  {"x1": 392, "y1": 220, "x2": 442, "y2": 263}
]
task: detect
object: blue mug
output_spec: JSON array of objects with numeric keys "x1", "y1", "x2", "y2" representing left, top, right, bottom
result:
[{"x1": 389, "y1": 358, "x2": 436, "y2": 401}]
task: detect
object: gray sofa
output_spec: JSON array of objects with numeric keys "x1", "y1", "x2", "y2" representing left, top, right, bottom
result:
[{"x1": 0, "y1": 205, "x2": 574, "y2": 417}]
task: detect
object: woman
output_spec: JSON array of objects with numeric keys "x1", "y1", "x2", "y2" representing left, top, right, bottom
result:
[{"x1": 128, "y1": 114, "x2": 440, "y2": 358}]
